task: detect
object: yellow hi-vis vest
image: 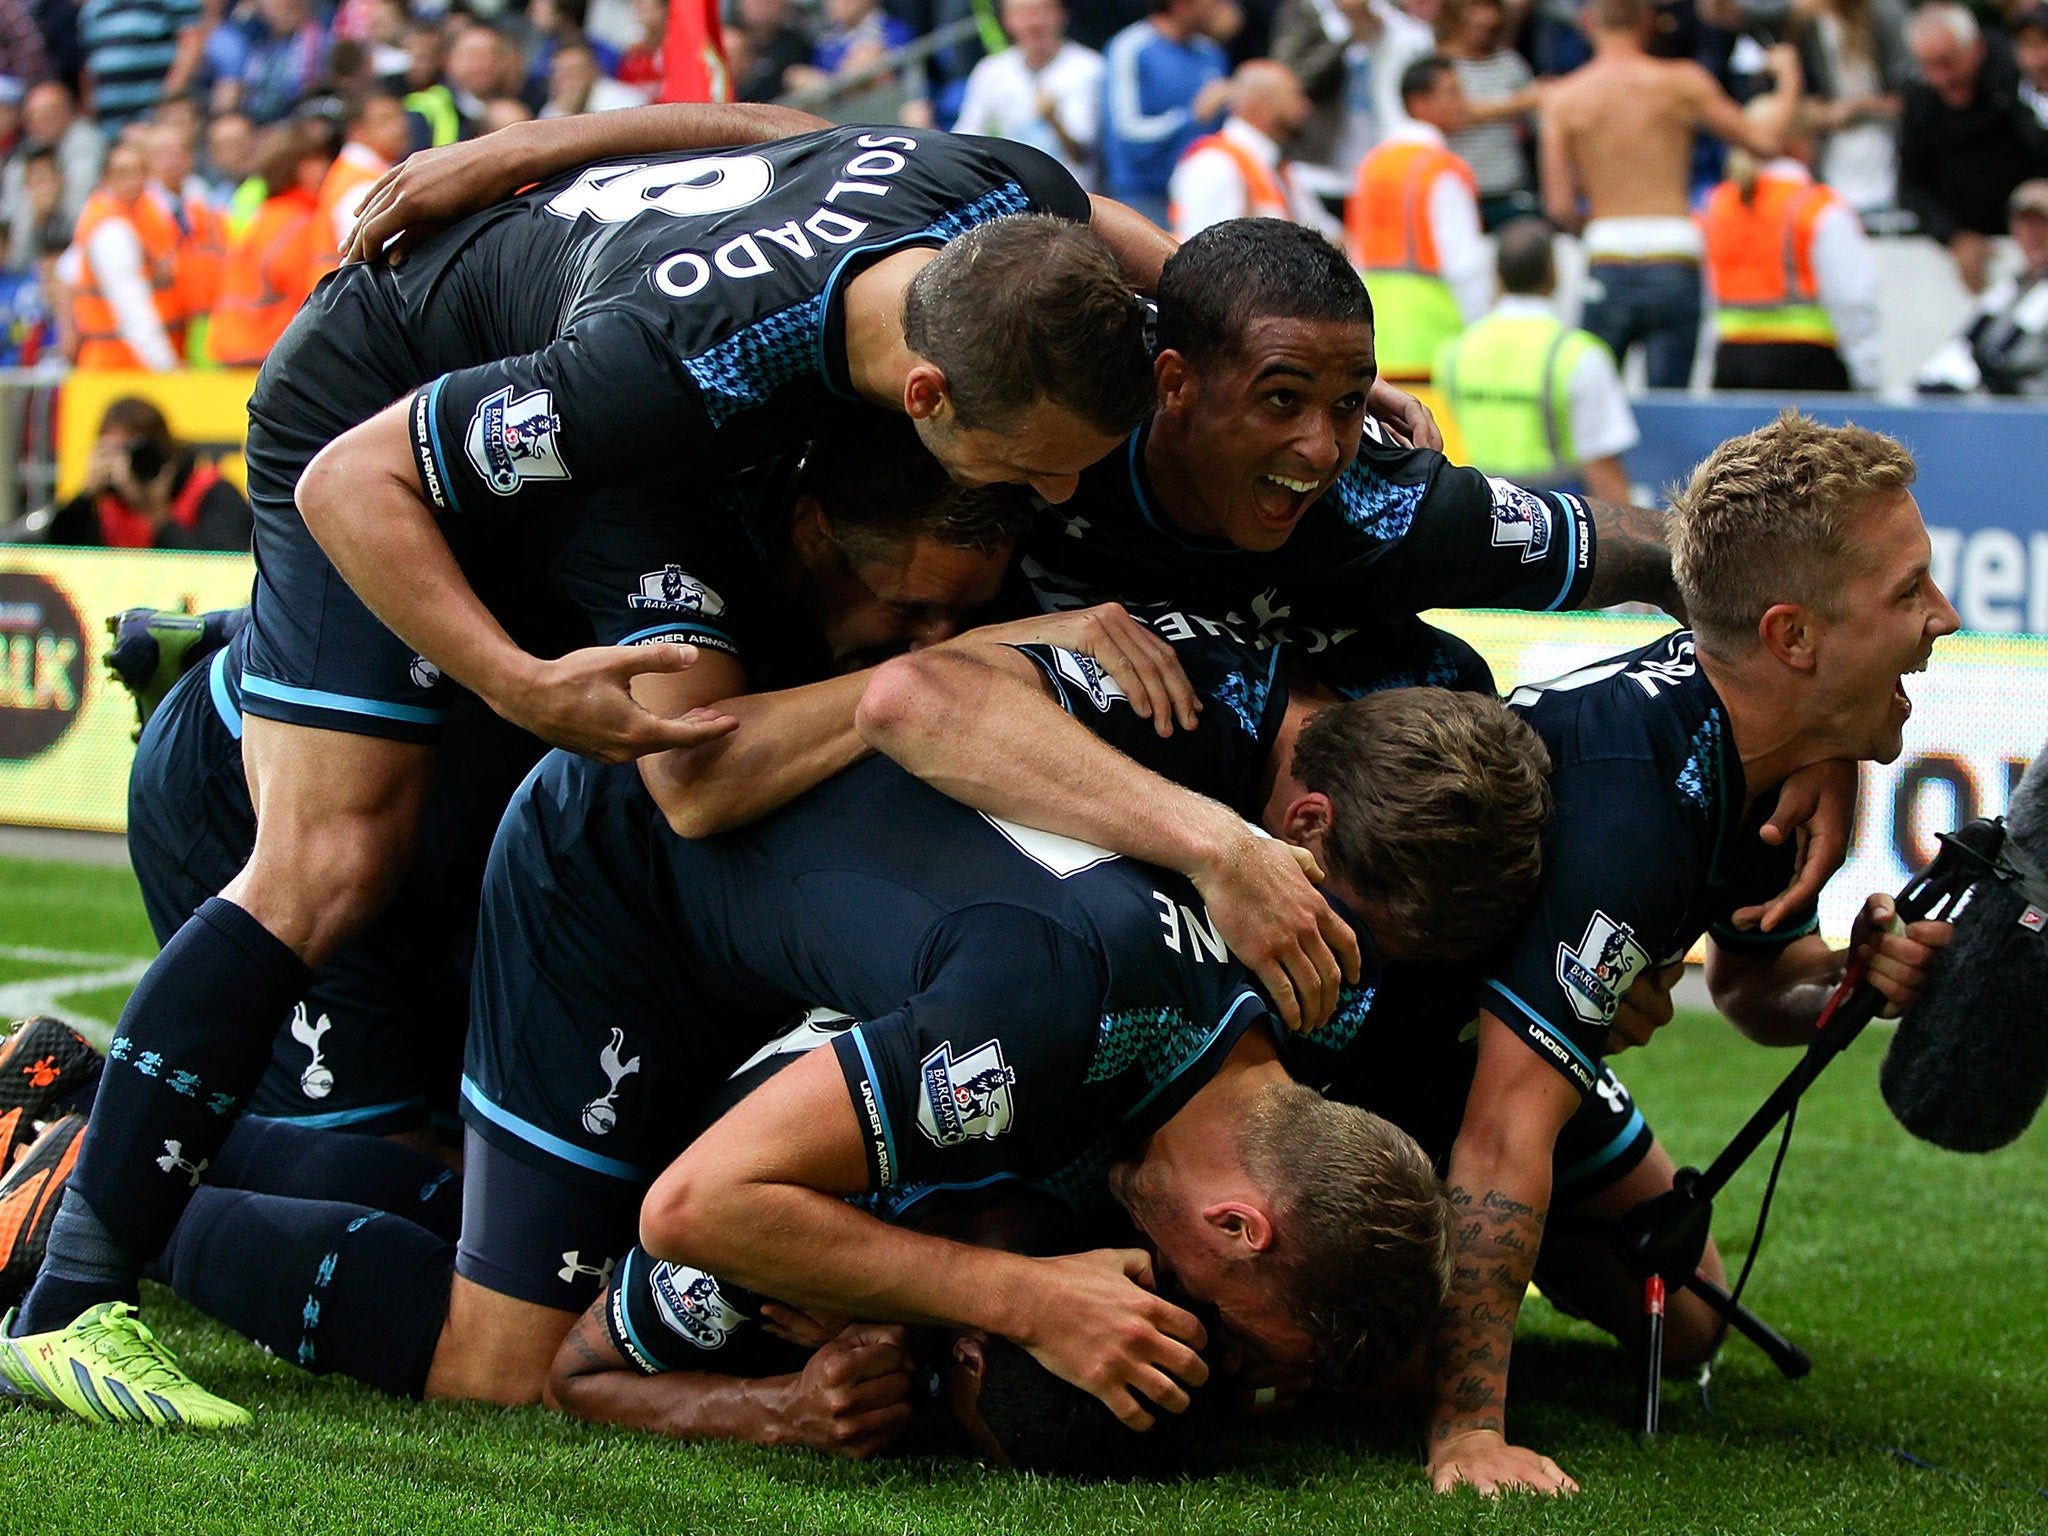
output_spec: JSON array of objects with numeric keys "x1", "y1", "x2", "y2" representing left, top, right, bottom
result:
[{"x1": 1433, "y1": 310, "x2": 1610, "y2": 482}]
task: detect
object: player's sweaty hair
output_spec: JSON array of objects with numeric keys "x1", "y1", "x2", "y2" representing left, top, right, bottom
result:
[
  {"x1": 795, "y1": 412, "x2": 1038, "y2": 562},
  {"x1": 1290, "y1": 687, "x2": 1552, "y2": 962},
  {"x1": 901, "y1": 215, "x2": 1155, "y2": 438},
  {"x1": 1155, "y1": 219, "x2": 1373, "y2": 373},
  {"x1": 1669, "y1": 409, "x2": 1918, "y2": 659},
  {"x1": 1237, "y1": 1084, "x2": 1453, "y2": 1386}
]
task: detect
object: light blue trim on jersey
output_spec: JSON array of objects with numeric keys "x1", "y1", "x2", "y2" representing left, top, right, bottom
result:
[
  {"x1": 612, "y1": 1248, "x2": 663, "y2": 1367},
  {"x1": 1123, "y1": 426, "x2": 1240, "y2": 554},
  {"x1": 422, "y1": 377, "x2": 463, "y2": 517},
  {"x1": 1123, "y1": 988, "x2": 1266, "y2": 1124},
  {"x1": 1479, "y1": 978, "x2": 1599, "y2": 1080},
  {"x1": 1546, "y1": 490, "x2": 1583, "y2": 612},
  {"x1": 261, "y1": 1098, "x2": 420, "y2": 1130},
  {"x1": 1556, "y1": 1103, "x2": 1646, "y2": 1188},
  {"x1": 618, "y1": 621, "x2": 735, "y2": 648},
  {"x1": 240, "y1": 673, "x2": 449, "y2": 726},
  {"x1": 460, "y1": 1075, "x2": 653, "y2": 1181},
  {"x1": 208, "y1": 648, "x2": 243, "y2": 740},
  {"x1": 847, "y1": 1027, "x2": 899, "y2": 1186}
]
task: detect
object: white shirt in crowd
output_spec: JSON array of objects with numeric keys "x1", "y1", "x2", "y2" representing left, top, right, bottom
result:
[
  {"x1": 1307, "y1": 0, "x2": 1434, "y2": 176},
  {"x1": 1167, "y1": 115, "x2": 1343, "y2": 240},
  {"x1": 1373, "y1": 118, "x2": 1492, "y2": 323},
  {"x1": 952, "y1": 39, "x2": 1104, "y2": 190},
  {"x1": 1481, "y1": 295, "x2": 1641, "y2": 471},
  {"x1": 56, "y1": 213, "x2": 177, "y2": 371}
]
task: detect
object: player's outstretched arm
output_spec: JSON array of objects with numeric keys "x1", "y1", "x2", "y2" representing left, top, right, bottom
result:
[
  {"x1": 1705, "y1": 895, "x2": 1954, "y2": 1046},
  {"x1": 635, "y1": 601, "x2": 1202, "y2": 838},
  {"x1": 641, "y1": 1046, "x2": 1209, "y2": 1430},
  {"x1": 1427, "y1": 1015, "x2": 1581, "y2": 1497},
  {"x1": 1576, "y1": 499, "x2": 1686, "y2": 620},
  {"x1": 343, "y1": 103, "x2": 833, "y2": 265},
  {"x1": 545, "y1": 1300, "x2": 914, "y2": 1457},
  {"x1": 857, "y1": 641, "x2": 1360, "y2": 1033},
  {"x1": 296, "y1": 400, "x2": 739, "y2": 762}
]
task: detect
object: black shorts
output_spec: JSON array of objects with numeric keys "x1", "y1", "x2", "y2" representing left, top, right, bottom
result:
[
  {"x1": 460, "y1": 756, "x2": 784, "y2": 1193},
  {"x1": 240, "y1": 276, "x2": 458, "y2": 742},
  {"x1": 127, "y1": 636, "x2": 543, "y2": 1134}
]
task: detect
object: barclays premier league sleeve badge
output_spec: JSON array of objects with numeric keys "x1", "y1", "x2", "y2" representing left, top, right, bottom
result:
[
  {"x1": 916, "y1": 1038, "x2": 1017, "y2": 1147},
  {"x1": 1486, "y1": 476, "x2": 1553, "y2": 564},
  {"x1": 467, "y1": 385, "x2": 571, "y2": 496},
  {"x1": 1556, "y1": 909, "x2": 1650, "y2": 1027}
]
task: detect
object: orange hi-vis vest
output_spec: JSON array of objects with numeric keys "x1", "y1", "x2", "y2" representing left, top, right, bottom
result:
[
  {"x1": 71, "y1": 189, "x2": 185, "y2": 369},
  {"x1": 155, "y1": 187, "x2": 228, "y2": 327},
  {"x1": 210, "y1": 188, "x2": 320, "y2": 367},
  {"x1": 1345, "y1": 137, "x2": 1475, "y2": 275},
  {"x1": 1170, "y1": 130, "x2": 1292, "y2": 226},
  {"x1": 309, "y1": 143, "x2": 389, "y2": 280},
  {"x1": 1702, "y1": 171, "x2": 1843, "y2": 348},
  {"x1": 1346, "y1": 138, "x2": 1477, "y2": 379}
]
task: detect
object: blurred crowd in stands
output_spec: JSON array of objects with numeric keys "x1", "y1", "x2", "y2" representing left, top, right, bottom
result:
[{"x1": 2, "y1": 0, "x2": 2047, "y2": 549}]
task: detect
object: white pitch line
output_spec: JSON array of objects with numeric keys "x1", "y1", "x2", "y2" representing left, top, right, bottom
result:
[{"x1": 0, "y1": 945, "x2": 153, "y2": 1048}]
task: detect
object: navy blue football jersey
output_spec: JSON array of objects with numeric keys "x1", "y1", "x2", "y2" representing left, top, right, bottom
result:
[
  {"x1": 273, "y1": 127, "x2": 1087, "y2": 521},
  {"x1": 1480, "y1": 631, "x2": 1816, "y2": 1096},
  {"x1": 496, "y1": 748, "x2": 1269, "y2": 1218},
  {"x1": 1019, "y1": 415, "x2": 1598, "y2": 697},
  {"x1": 1013, "y1": 625, "x2": 1289, "y2": 817}
]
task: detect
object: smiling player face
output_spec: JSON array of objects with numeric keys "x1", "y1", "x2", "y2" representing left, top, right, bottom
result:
[
  {"x1": 1808, "y1": 490, "x2": 1960, "y2": 765},
  {"x1": 1149, "y1": 316, "x2": 1378, "y2": 553}
]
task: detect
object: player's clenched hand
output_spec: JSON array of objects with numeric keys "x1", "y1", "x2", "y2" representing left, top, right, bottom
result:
[
  {"x1": 499, "y1": 643, "x2": 740, "y2": 762},
  {"x1": 1368, "y1": 378, "x2": 1444, "y2": 452},
  {"x1": 1429, "y1": 1429, "x2": 1580, "y2": 1497},
  {"x1": 955, "y1": 603, "x2": 1199, "y2": 735},
  {"x1": 778, "y1": 1322, "x2": 915, "y2": 1459},
  {"x1": 1849, "y1": 894, "x2": 1954, "y2": 1019},
  {"x1": 1014, "y1": 1248, "x2": 1208, "y2": 1431},
  {"x1": 342, "y1": 138, "x2": 525, "y2": 266},
  {"x1": 1731, "y1": 759, "x2": 1857, "y2": 933},
  {"x1": 1192, "y1": 831, "x2": 1360, "y2": 1033},
  {"x1": 1608, "y1": 960, "x2": 1684, "y2": 1051}
]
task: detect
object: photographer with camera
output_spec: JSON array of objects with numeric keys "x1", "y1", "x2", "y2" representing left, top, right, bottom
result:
[{"x1": 43, "y1": 396, "x2": 251, "y2": 551}]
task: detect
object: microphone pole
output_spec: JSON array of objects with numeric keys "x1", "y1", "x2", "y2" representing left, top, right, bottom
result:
[{"x1": 1612, "y1": 817, "x2": 2005, "y2": 1438}]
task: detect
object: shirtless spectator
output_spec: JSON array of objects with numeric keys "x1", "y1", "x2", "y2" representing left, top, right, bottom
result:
[
  {"x1": 1540, "y1": 0, "x2": 1801, "y2": 388},
  {"x1": 1899, "y1": 3, "x2": 2048, "y2": 294}
]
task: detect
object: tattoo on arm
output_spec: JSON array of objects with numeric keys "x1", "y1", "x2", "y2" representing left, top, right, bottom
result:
[
  {"x1": 1428, "y1": 1182, "x2": 1548, "y2": 1446},
  {"x1": 1581, "y1": 499, "x2": 1685, "y2": 620}
]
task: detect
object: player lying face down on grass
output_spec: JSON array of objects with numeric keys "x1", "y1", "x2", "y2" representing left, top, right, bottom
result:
[
  {"x1": 89, "y1": 675, "x2": 1548, "y2": 1436},
  {"x1": 1278, "y1": 413, "x2": 1957, "y2": 1499}
]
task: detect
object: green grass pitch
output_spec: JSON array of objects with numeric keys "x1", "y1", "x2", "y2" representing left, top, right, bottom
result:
[{"x1": 1, "y1": 853, "x2": 2043, "y2": 1536}]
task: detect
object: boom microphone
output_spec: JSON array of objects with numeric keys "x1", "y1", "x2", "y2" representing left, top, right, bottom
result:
[{"x1": 1881, "y1": 745, "x2": 2048, "y2": 1152}]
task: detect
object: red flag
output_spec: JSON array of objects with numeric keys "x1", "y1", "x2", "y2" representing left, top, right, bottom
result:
[{"x1": 661, "y1": 0, "x2": 730, "y2": 103}]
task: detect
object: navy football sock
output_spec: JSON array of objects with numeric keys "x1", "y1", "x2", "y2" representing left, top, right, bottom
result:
[
  {"x1": 148, "y1": 1187, "x2": 453, "y2": 1398},
  {"x1": 19, "y1": 898, "x2": 311, "y2": 1331},
  {"x1": 211, "y1": 1116, "x2": 461, "y2": 1241}
]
